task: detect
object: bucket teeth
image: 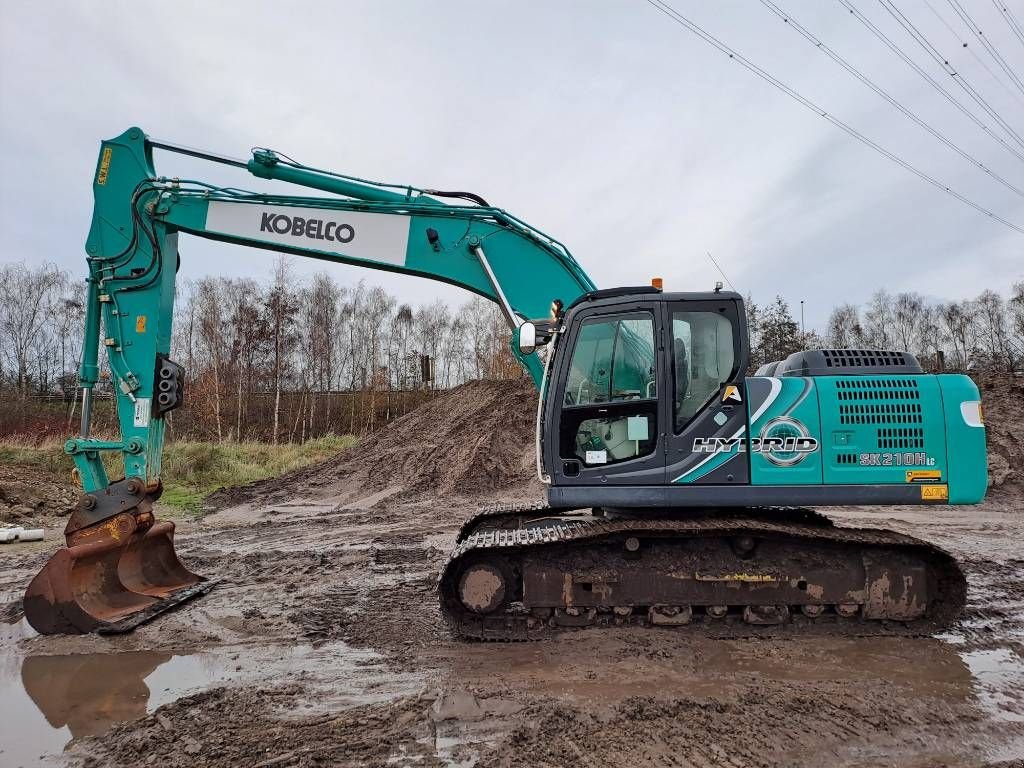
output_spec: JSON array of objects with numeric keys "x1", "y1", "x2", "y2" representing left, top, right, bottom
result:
[{"x1": 23, "y1": 516, "x2": 212, "y2": 635}]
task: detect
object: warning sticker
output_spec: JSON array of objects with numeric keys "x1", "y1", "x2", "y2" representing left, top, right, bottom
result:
[
  {"x1": 906, "y1": 470, "x2": 942, "y2": 483},
  {"x1": 585, "y1": 450, "x2": 608, "y2": 465},
  {"x1": 134, "y1": 398, "x2": 151, "y2": 428},
  {"x1": 920, "y1": 484, "x2": 949, "y2": 501}
]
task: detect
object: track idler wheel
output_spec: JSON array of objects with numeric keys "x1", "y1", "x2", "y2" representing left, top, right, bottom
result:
[
  {"x1": 458, "y1": 564, "x2": 507, "y2": 615},
  {"x1": 23, "y1": 481, "x2": 213, "y2": 635}
]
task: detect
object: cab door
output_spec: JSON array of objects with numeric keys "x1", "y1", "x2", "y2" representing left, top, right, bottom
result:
[
  {"x1": 664, "y1": 299, "x2": 750, "y2": 486},
  {"x1": 549, "y1": 302, "x2": 666, "y2": 486}
]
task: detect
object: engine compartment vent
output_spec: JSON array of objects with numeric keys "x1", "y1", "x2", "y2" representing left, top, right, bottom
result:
[{"x1": 764, "y1": 349, "x2": 923, "y2": 377}]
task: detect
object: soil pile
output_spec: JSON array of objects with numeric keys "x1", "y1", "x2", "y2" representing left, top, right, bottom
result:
[
  {"x1": 208, "y1": 378, "x2": 538, "y2": 508},
  {"x1": 0, "y1": 463, "x2": 76, "y2": 524},
  {"x1": 975, "y1": 373, "x2": 1024, "y2": 496}
]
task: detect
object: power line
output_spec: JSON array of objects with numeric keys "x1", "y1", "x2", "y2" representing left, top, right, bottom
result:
[
  {"x1": 838, "y1": 0, "x2": 1024, "y2": 166},
  {"x1": 944, "y1": 0, "x2": 1024, "y2": 99},
  {"x1": 641, "y1": 0, "x2": 1024, "y2": 236},
  {"x1": 991, "y1": 0, "x2": 1024, "y2": 51},
  {"x1": 878, "y1": 0, "x2": 1024, "y2": 152},
  {"x1": 923, "y1": 0, "x2": 1024, "y2": 106},
  {"x1": 760, "y1": 0, "x2": 1024, "y2": 201}
]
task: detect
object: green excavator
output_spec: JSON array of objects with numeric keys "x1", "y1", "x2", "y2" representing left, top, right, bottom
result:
[{"x1": 24, "y1": 128, "x2": 986, "y2": 638}]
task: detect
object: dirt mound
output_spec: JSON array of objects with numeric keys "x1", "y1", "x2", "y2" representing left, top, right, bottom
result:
[
  {"x1": 0, "y1": 463, "x2": 77, "y2": 524},
  {"x1": 974, "y1": 373, "x2": 1024, "y2": 498},
  {"x1": 208, "y1": 378, "x2": 538, "y2": 509}
]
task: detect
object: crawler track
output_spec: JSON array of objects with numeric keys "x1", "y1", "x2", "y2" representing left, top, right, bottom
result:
[{"x1": 439, "y1": 504, "x2": 966, "y2": 641}]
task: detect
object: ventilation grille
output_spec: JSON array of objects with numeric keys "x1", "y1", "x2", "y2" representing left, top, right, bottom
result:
[
  {"x1": 822, "y1": 349, "x2": 914, "y2": 368},
  {"x1": 836, "y1": 378, "x2": 920, "y2": 401},
  {"x1": 877, "y1": 427, "x2": 925, "y2": 449},
  {"x1": 839, "y1": 402, "x2": 923, "y2": 425},
  {"x1": 835, "y1": 452, "x2": 858, "y2": 465},
  {"x1": 834, "y1": 376, "x2": 926, "y2": 445}
]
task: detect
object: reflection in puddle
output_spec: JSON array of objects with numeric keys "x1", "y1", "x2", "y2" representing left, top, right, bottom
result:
[
  {"x1": 1, "y1": 649, "x2": 236, "y2": 767},
  {"x1": 0, "y1": 641, "x2": 411, "y2": 768},
  {"x1": 22, "y1": 651, "x2": 173, "y2": 739}
]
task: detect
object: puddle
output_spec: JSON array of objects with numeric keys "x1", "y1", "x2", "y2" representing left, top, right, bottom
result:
[
  {"x1": 387, "y1": 692, "x2": 521, "y2": 768},
  {"x1": 961, "y1": 648, "x2": 1024, "y2": 723},
  {"x1": 0, "y1": 640, "x2": 419, "y2": 768}
]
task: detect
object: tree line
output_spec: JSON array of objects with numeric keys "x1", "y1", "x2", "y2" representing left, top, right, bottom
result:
[
  {"x1": 0, "y1": 258, "x2": 517, "y2": 441},
  {"x1": 0, "y1": 259, "x2": 1021, "y2": 442},
  {"x1": 745, "y1": 286, "x2": 1024, "y2": 373}
]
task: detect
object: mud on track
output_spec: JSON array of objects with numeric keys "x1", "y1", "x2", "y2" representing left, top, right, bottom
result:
[{"x1": 1, "y1": 378, "x2": 1022, "y2": 767}]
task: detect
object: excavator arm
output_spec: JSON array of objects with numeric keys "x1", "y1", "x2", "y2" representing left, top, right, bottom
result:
[{"x1": 24, "y1": 127, "x2": 595, "y2": 635}]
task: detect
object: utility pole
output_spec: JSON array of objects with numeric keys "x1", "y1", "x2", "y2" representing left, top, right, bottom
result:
[{"x1": 800, "y1": 300, "x2": 805, "y2": 335}]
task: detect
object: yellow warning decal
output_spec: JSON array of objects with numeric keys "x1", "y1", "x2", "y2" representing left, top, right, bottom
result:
[
  {"x1": 906, "y1": 470, "x2": 941, "y2": 483},
  {"x1": 921, "y1": 484, "x2": 949, "y2": 501},
  {"x1": 97, "y1": 147, "x2": 113, "y2": 186},
  {"x1": 722, "y1": 385, "x2": 742, "y2": 403},
  {"x1": 136, "y1": 315, "x2": 147, "y2": 333},
  {"x1": 696, "y1": 573, "x2": 778, "y2": 583}
]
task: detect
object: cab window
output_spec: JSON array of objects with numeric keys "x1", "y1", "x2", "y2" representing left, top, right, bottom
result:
[
  {"x1": 673, "y1": 310, "x2": 736, "y2": 431},
  {"x1": 565, "y1": 315, "x2": 656, "y2": 406},
  {"x1": 562, "y1": 313, "x2": 657, "y2": 466}
]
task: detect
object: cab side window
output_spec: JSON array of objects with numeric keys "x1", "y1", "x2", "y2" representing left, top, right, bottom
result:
[{"x1": 673, "y1": 310, "x2": 736, "y2": 431}]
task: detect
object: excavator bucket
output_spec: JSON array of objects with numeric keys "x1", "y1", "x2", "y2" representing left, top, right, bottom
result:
[{"x1": 24, "y1": 511, "x2": 214, "y2": 635}]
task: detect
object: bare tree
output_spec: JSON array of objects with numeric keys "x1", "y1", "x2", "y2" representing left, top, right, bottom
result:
[
  {"x1": 825, "y1": 303, "x2": 862, "y2": 348},
  {"x1": 1009, "y1": 282, "x2": 1024, "y2": 370},
  {"x1": 975, "y1": 290, "x2": 1011, "y2": 371},
  {"x1": 267, "y1": 257, "x2": 298, "y2": 444},
  {"x1": 0, "y1": 262, "x2": 65, "y2": 399},
  {"x1": 862, "y1": 290, "x2": 893, "y2": 349},
  {"x1": 301, "y1": 272, "x2": 343, "y2": 437},
  {"x1": 195, "y1": 278, "x2": 228, "y2": 441},
  {"x1": 892, "y1": 292, "x2": 926, "y2": 353},
  {"x1": 939, "y1": 301, "x2": 978, "y2": 370}
]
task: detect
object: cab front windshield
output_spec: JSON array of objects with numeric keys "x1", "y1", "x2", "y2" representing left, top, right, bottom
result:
[{"x1": 562, "y1": 313, "x2": 657, "y2": 466}]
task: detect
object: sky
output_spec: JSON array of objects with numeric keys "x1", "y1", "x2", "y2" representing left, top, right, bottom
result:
[{"x1": 1, "y1": 0, "x2": 1022, "y2": 331}]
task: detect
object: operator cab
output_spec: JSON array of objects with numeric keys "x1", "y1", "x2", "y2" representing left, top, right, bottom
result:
[{"x1": 535, "y1": 289, "x2": 748, "y2": 489}]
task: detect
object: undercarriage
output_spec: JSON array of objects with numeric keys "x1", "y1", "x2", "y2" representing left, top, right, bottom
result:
[{"x1": 439, "y1": 504, "x2": 966, "y2": 641}]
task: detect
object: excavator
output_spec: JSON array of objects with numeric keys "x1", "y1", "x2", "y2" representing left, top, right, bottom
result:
[{"x1": 24, "y1": 128, "x2": 987, "y2": 639}]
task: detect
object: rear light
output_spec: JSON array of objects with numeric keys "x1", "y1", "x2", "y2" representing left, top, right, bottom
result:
[{"x1": 960, "y1": 400, "x2": 983, "y2": 427}]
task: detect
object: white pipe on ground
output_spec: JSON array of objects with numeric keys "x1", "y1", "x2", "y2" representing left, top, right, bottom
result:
[{"x1": 0, "y1": 527, "x2": 45, "y2": 543}]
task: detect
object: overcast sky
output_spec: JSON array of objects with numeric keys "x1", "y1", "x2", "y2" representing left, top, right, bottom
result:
[{"x1": 2, "y1": 0, "x2": 1022, "y2": 330}]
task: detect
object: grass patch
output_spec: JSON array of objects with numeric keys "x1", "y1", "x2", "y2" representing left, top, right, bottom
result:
[
  {"x1": 0, "y1": 435, "x2": 355, "y2": 515},
  {"x1": 159, "y1": 436, "x2": 355, "y2": 513}
]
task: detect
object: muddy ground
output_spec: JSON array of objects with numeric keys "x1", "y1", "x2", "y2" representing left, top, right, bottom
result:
[{"x1": 1, "y1": 377, "x2": 1022, "y2": 767}]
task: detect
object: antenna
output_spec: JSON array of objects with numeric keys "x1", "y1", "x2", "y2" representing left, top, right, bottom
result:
[{"x1": 706, "y1": 252, "x2": 736, "y2": 292}]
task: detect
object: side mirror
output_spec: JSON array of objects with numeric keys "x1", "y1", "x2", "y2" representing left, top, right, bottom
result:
[{"x1": 518, "y1": 322, "x2": 537, "y2": 354}]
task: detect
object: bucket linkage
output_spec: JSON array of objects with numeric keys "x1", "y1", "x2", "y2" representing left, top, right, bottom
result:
[{"x1": 23, "y1": 478, "x2": 214, "y2": 635}]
